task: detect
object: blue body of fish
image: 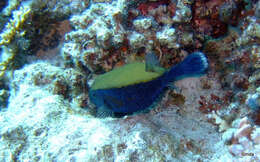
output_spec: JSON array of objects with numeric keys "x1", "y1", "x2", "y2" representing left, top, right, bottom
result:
[{"x1": 89, "y1": 52, "x2": 208, "y2": 115}]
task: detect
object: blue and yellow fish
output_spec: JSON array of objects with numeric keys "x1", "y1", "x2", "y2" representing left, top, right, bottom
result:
[{"x1": 89, "y1": 52, "x2": 208, "y2": 117}]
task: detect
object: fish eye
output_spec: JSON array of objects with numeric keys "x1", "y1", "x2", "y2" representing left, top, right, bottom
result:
[{"x1": 90, "y1": 92, "x2": 96, "y2": 97}]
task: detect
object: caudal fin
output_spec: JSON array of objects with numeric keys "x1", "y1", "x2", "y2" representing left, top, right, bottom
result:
[{"x1": 164, "y1": 52, "x2": 208, "y2": 83}]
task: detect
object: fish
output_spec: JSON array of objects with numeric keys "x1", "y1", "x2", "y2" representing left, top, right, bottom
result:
[{"x1": 89, "y1": 52, "x2": 208, "y2": 117}]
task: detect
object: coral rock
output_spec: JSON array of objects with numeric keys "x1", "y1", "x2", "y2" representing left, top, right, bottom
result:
[
  {"x1": 133, "y1": 17, "x2": 153, "y2": 31},
  {"x1": 128, "y1": 32, "x2": 146, "y2": 49},
  {"x1": 229, "y1": 144, "x2": 244, "y2": 156},
  {"x1": 234, "y1": 124, "x2": 253, "y2": 140},
  {"x1": 246, "y1": 93, "x2": 260, "y2": 111},
  {"x1": 156, "y1": 26, "x2": 179, "y2": 49},
  {"x1": 172, "y1": 0, "x2": 191, "y2": 23},
  {"x1": 239, "y1": 117, "x2": 251, "y2": 128},
  {"x1": 251, "y1": 128, "x2": 260, "y2": 144}
]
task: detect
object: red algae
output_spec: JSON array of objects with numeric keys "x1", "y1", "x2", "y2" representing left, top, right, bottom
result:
[
  {"x1": 137, "y1": 0, "x2": 170, "y2": 16},
  {"x1": 198, "y1": 92, "x2": 234, "y2": 114},
  {"x1": 192, "y1": 0, "x2": 248, "y2": 38}
]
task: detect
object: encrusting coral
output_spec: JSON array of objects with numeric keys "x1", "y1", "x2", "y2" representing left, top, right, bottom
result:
[
  {"x1": 227, "y1": 117, "x2": 260, "y2": 161},
  {"x1": 0, "y1": 0, "x2": 90, "y2": 78},
  {"x1": 0, "y1": 5, "x2": 31, "y2": 46},
  {"x1": 0, "y1": 4, "x2": 31, "y2": 78}
]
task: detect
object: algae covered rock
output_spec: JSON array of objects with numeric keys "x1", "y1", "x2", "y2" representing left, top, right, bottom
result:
[{"x1": 10, "y1": 62, "x2": 87, "y2": 101}]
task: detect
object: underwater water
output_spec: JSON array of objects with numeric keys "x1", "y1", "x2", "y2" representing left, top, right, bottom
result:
[{"x1": 0, "y1": 0, "x2": 260, "y2": 161}]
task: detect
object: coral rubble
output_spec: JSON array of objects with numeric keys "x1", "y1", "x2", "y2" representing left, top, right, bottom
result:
[{"x1": 227, "y1": 117, "x2": 260, "y2": 161}]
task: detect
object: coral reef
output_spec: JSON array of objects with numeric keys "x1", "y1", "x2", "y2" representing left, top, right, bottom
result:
[
  {"x1": 0, "y1": 0, "x2": 259, "y2": 161},
  {"x1": 0, "y1": 0, "x2": 89, "y2": 78},
  {"x1": 62, "y1": 0, "x2": 196, "y2": 73},
  {"x1": 236, "y1": 16, "x2": 260, "y2": 46},
  {"x1": 156, "y1": 26, "x2": 179, "y2": 49},
  {"x1": 226, "y1": 117, "x2": 260, "y2": 161},
  {"x1": 0, "y1": 3, "x2": 31, "y2": 78},
  {"x1": 246, "y1": 93, "x2": 260, "y2": 111},
  {"x1": 10, "y1": 62, "x2": 87, "y2": 105},
  {"x1": 255, "y1": 1, "x2": 260, "y2": 18},
  {"x1": 0, "y1": 4, "x2": 31, "y2": 46},
  {"x1": 0, "y1": 65, "x2": 191, "y2": 161},
  {"x1": 172, "y1": 0, "x2": 192, "y2": 23},
  {"x1": 0, "y1": 89, "x2": 9, "y2": 108},
  {"x1": 133, "y1": 17, "x2": 153, "y2": 31},
  {"x1": 1, "y1": 0, "x2": 23, "y2": 16},
  {"x1": 0, "y1": 63, "x2": 225, "y2": 161},
  {"x1": 0, "y1": 0, "x2": 8, "y2": 13},
  {"x1": 198, "y1": 92, "x2": 233, "y2": 114},
  {"x1": 32, "y1": 0, "x2": 90, "y2": 17},
  {"x1": 0, "y1": 72, "x2": 9, "y2": 109},
  {"x1": 62, "y1": 1, "x2": 128, "y2": 72},
  {"x1": 192, "y1": 0, "x2": 251, "y2": 38}
]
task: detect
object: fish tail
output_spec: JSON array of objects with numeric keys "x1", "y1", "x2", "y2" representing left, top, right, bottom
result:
[{"x1": 163, "y1": 52, "x2": 208, "y2": 83}]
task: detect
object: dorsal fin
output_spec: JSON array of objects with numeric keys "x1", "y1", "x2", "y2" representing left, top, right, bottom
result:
[{"x1": 145, "y1": 52, "x2": 165, "y2": 74}]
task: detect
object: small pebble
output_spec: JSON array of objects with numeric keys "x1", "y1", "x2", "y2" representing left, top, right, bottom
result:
[
  {"x1": 239, "y1": 117, "x2": 251, "y2": 128},
  {"x1": 234, "y1": 124, "x2": 252, "y2": 139},
  {"x1": 238, "y1": 137, "x2": 252, "y2": 150},
  {"x1": 229, "y1": 144, "x2": 244, "y2": 156},
  {"x1": 251, "y1": 128, "x2": 260, "y2": 144}
]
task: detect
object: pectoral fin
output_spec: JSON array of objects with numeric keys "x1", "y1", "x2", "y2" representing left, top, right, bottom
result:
[{"x1": 103, "y1": 95, "x2": 124, "y2": 110}]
